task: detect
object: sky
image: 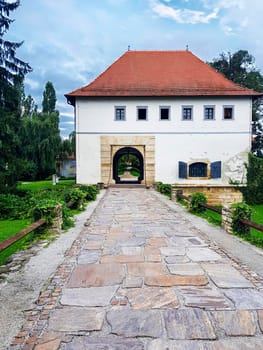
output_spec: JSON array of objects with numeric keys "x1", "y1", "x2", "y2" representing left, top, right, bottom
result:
[{"x1": 6, "y1": 0, "x2": 263, "y2": 138}]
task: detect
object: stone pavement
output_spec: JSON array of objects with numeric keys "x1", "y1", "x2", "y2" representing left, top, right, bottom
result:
[{"x1": 9, "y1": 188, "x2": 263, "y2": 349}]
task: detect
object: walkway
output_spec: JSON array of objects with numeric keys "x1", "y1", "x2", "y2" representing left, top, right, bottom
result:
[{"x1": 10, "y1": 188, "x2": 263, "y2": 349}]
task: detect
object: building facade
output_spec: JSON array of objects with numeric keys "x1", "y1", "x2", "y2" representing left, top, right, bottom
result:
[{"x1": 65, "y1": 50, "x2": 260, "y2": 190}]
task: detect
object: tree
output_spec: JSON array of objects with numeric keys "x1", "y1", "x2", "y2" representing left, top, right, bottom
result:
[
  {"x1": 42, "y1": 81, "x2": 56, "y2": 114},
  {"x1": 0, "y1": 0, "x2": 32, "y2": 191},
  {"x1": 209, "y1": 50, "x2": 263, "y2": 157}
]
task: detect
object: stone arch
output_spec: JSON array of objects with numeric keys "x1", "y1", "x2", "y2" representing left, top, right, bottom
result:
[{"x1": 113, "y1": 147, "x2": 144, "y2": 184}]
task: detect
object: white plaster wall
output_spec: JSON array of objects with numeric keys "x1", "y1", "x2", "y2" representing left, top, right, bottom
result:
[
  {"x1": 76, "y1": 134, "x2": 100, "y2": 184},
  {"x1": 76, "y1": 96, "x2": 251, "y2": 134},
  {"x1": 155, "y1": 133, "x2": 250, "y2": 184},
  {"x1": 75, "y1": 96, "x2": 252, "y2": 184}
]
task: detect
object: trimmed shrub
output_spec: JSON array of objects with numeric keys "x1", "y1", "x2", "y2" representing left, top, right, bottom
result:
[
  {"x1": 189, "y1": 192, "x2": 207, "y2": 213},
  {"x1": 231, "y1": 202, "x2": 252, "y2": 235},
  {"x1": 156, "y1": 182, "x2": 172, "y2": 198}
]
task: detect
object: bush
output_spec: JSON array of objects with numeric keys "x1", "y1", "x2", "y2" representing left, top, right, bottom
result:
[
  {"x1": 79, "y1": 185, "x2": 98, "y2": 201},
  {"x1": 231, "y1": 202, "x2": 252, "y2": 235},
  {"x1": 189, "y1": 192, "x2": 207, "y2": 213},
  {"x1": 0, "y1": 193, "x2": 31, "y2": 219},
  {"x1": 156, "y1": 182, "x2": 172, "y2": 198},
  {"x1": 32, "y1": 198, "x2": 62, "y2": 223},
  {"x1": 64, "y1": 188, "x2": 86, "y2": 209}
]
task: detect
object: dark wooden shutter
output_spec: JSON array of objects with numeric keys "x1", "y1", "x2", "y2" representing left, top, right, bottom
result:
[
  {"x1": 211, "y1": 161, "x2": 221, "y2": 178},
  {"x1": 179, "y1": 161, "x2": 187, "y2": 178}
]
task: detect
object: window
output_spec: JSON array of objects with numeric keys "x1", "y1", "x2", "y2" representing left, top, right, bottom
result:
[
  {"x1": 189, "y1": 162, "x2": 208, "y2": 177},
  {"x1": 223, "y1": 106, "x2": 234, "y2": 120},
  {"x1": 178, "y1": 161, "x2": 222, "y2": 179},
  {"x1": 115, "y1": 106, "x2": 126, "y2": 121},
  {"x1": 137, "y1": 107, "x2": 147, "y2": 120},
  {"x1": 160, "y1": 106, "x2": 170, "y2": 120},
  {"x1": 204, "y1": 106, "x2": 215, "y2": 120},
  {"x1": 182, "y1": 106, "x2": 193, "y2": 120}
]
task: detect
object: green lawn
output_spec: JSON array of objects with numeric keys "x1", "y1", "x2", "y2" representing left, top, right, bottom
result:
[
  {"x1": 248, "y1": 204, "x2": 263, "y2": 247},
  {"x1": 0, "y1": 219, "x2": 32, "y2": 242},
  {"x1": 18, "y1": 179, "x2": 75, "y2": 191},
  {"x1": 0, "y1": 219, "x2": 33, "y2": 265}
]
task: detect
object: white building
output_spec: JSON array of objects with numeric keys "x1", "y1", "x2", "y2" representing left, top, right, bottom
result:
[{"x1": 65, "y1": 50, "x2": 260, "y2": 199}]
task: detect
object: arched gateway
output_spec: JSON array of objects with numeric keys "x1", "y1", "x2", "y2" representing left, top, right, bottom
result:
[{"x1": 113, "y1": 147, "x2": 144, "y2": 184}]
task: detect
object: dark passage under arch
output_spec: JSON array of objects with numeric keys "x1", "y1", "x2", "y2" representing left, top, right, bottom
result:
[{"x1": 113, "y1": 147, "x2": 144, "y2": 184}]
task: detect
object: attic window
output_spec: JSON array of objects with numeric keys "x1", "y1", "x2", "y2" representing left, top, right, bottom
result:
[
  {"x1": 160, "y1": 106, "x2": 170, "y2": 120},
  {"x1": 115, "y1": 106, "x2": 126, "y2": 121},
  {"x1": 182, "y1": 106, "x2": 193, "y2": 120},
  {"x1": 137, "y1": 107, "x2": 147, "y2": 120},
  {"x1": 223, "y1": 106, "x2": 234, "y2": 120},
  {"x1": 204, "y1": 106, "x2": 215, "y2": 120}
]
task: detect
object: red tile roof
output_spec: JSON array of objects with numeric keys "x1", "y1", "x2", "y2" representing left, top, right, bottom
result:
[{"x1": 65, "y1": 50, "x2": 261, "y2": 103}]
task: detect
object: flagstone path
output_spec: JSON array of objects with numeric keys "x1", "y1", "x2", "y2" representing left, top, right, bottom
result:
[{"x1": 10, "y1": 188, "x2": 263, "y2": 349}]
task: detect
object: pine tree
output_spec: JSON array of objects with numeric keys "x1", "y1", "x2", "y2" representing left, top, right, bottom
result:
[{"x1": 0, "y1": 0, "x2": 32, "y2": 190}]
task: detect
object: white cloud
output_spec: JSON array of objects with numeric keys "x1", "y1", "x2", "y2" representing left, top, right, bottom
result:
[
  {"x1": 24, "y1": 77, "x2": 40, "y2": 90},
  {"x1": 150, "y1": 0, "x2": 218, "y2": 24},
  {"x1": 60, "y1": 112, "x2": 74, "y2": 119}
]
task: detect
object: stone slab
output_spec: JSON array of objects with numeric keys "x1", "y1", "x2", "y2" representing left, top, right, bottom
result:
[
  {"x1": 60, "y1": 286, "x2": 118, "y2": 307},
  {"x1": 77, "y1": 251, "x2": 100, "y2": 264},
  {"x1": 179, "y1": 286, "x2": 232, "y2": 309},
  {"x1": 123, "y1": 276, "x2": 143, "y2": 288},
  {"x1": 259, "y1": 310, "x2": 263, "y2": 332},
  {"x1": 211, "y1": 310, "x2": 256, "y2": 336},
  {"x1": 223, "y1": 289, "x2": 263, "y2": 309},
  {"x1": 187, "y1": 248, "x2": 222, "y2": 262},
  {"x1": 147, "y1": 339, "x2": 205, "y2": 350},
  {"x1": 165, "y1": 255, "x2": 190, "y2": 264},
  {"x1": 164, "y1": 309, "x2": 216, "y2": 340},
  {"x1": 167, "y1": 263, "x2": 205, "y2": 276},
  {"x1": 100, "y1": 254, "x2": 144, "y2": 263},
  {"x1": 106, "y1": 309, "x2": 163, "y2": 338},
  {"x1": 121, "y1": 246, "x2": 143, "y2": 255},
  {"x1": 147, "y1": 338, "x2": 263, "y2": 350},
  {"x1": 67, "y1": 263, "x2": 125, "y2": 287},
  {"x1": 127, "y1": 262, "x2": 166, "y2": 277},
  {"x1": 201, "y1": 263, "x2": 253, "y2": 288},
  {"x1": 48, "y1": 307, "x2": 104, "y2": 332},
  {"x1": 83, "y1": 241, "x2": 103, "y2": 249},
  {"x1": 171, "y1": 237, "x2": 207, "y2": 247},
  {"x1": 60, "y1": 335, "x2": 144, "y2": 350},
  {"x1": 160, "y1": 247, "x2": 186, "y2": 256},
  {"x1": 120, "y1": 287, "x2": 179, "y2": 309},
  {"x1": 145, "y1": 275, "x2": 208, "y2": 287}
]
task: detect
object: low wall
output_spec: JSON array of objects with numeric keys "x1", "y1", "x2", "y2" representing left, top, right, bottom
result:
[{"x1": 171, "y1": 185, "x2": 243, "y2": 206}]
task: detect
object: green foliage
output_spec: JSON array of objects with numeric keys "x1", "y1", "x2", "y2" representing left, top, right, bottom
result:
[
  {"x1": 0, "y1": 193, "x2": 32, "y2": 219},
  {"x1": 243, "y1": 153, "x2": 263, "y2": 204},
  {"x1": 156, "y1": 182, "x2": 172, "y2": 198},
  {"x1": 0, "y1": 1, "x2": 32, "y2": 191},
  {"x1": 231, "y1": 202, "x2": 252, "y2": 235},
  {"x1": 189, "y1": 192, "x2": 207, "y2": 213},
  {"x1": 32, "y1": 198, "x2": 62, "y2": 223},
  {"x1": 209, "y1": 50, "x2": 263, "y2": 157},
  {"x1": 42, "y1": 81, "x2": 57, "y2": 114},
  {"x1": 79, "y1": 185, "x2": 99, "y2": 201},
  {"x1": 64, "y1": 188, "x2": 86, "y2": 209}
]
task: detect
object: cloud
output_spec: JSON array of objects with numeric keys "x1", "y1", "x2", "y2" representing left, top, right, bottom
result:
[{"x1": 150, "y1": 0, "x2": 218, "y2": 24}]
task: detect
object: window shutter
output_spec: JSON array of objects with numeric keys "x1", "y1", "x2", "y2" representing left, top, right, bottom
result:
[
  {"x1": 211, "y1": 161, "x2": 221, "y2": 178},
  {"x1": 179, "y1": 161, "x2": 187, "y2": 179}
]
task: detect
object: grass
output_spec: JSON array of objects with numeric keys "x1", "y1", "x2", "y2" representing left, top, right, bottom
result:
[
  {"x1": 0, "y1": 219, "x2": 33, "y2": 265},
  {"x1": 0, "y1": 179, "x2": 76, "y2": 266},
  {"x1": 18, "y1": 179, "x2": 75, "y2": 191},
  {"x1": 177, "y1": 198, "x2": 263, "y2": 248},
  {"x1": 244, "y1": 204, "x2": 263, "y2": 248},
  {"x1": 0, "y1": 219, "x2": 32, "y2": 242}
]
